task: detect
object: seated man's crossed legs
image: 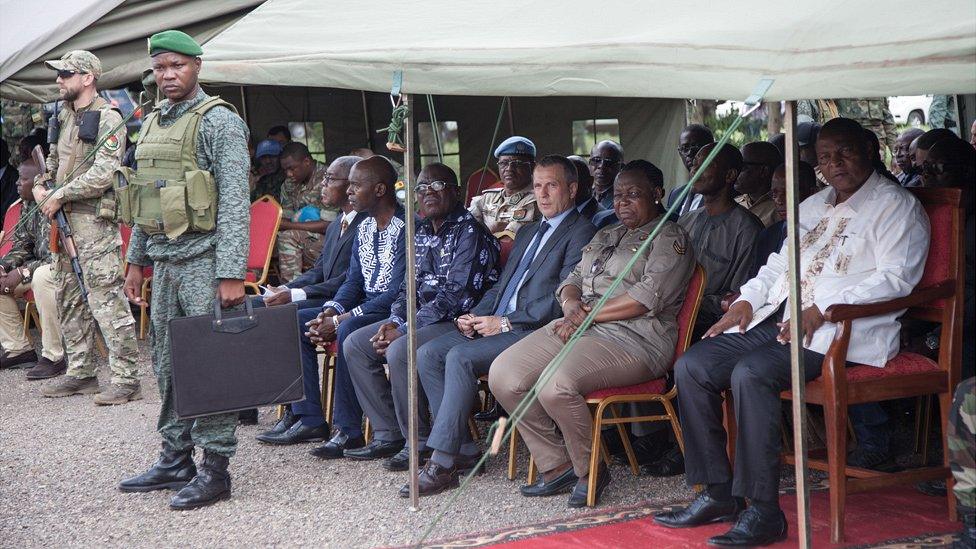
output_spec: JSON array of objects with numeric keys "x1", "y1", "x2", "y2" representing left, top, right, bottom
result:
[{"x1": 0, "y1": 264, "x2": 65, "y2": 376}]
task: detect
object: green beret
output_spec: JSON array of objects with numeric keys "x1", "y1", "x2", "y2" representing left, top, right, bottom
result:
[{"x1": 148, "y1": 30, "x2": 203, "y2": 57}]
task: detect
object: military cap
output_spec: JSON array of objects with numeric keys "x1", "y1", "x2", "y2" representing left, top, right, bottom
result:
[
  {"x1": 148, "y1": 30, "x2": 203, "y2": 57},
  {"x1": 255, "y1": 139, "x2": 283, "y2": 159},
  {"x1": 44, "y1": 50, "x2": 102, "y2": 79},
  {"x1": 494, "y1": 136, "x2": 537, "y2": 158}
]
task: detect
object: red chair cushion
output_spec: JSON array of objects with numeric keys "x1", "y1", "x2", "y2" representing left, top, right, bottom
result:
[
  {"x1": 249, "y1": 198, "x2": 280, "y2": 272},
  {"x1": 23, "y1": 289, "x2": 34, "y2": 302},
  {"x1": 914, "y1": 197, "x2": 952, "y2": 308},
  {"x1": 586, "y1": 378, "x2": 666, "y2": 400},
  {"x1": 845, "y1": 352, "x2": 940, "y2": 382},
  {"x1": 0, "y1": 201, "x2": 23, "y2": 257}
]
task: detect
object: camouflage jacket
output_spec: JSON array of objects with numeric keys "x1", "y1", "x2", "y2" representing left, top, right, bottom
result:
[
  {"x1": 0, "y1": 199, "x2": 51, "y2": 275},
  {"x1": 279, "y1": 161, "x2": 338, "y2": 223},
  {"x1": 127, "y1": 88, "x2": 250, "y2": 279}
]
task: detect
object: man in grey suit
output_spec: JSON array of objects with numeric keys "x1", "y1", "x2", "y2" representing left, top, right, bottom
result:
[
  {"x1": 405, "y1": 155, "x2": 598, "y2": 497},
  {"x1": 254, "y1": 156, "x2": 367, "y2": 444}
]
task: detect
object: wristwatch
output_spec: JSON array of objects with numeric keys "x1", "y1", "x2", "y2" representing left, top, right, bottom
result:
[
  {"x1": 500, "y1": 317, "x2": 511, "y2": 333},
  {"x1": 924, "y1": 332, "x2": 940, "y2": 351}
]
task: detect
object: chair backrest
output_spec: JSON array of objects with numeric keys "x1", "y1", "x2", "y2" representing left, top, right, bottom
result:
[
  {"x1": 119, "y1": 223, "x2": 132, "y2": 260},
  {"x1": 494, "y1": 230, "x2": 516, "y2": 269},
  {"x1": 465, "y1": 167, "x2": 501, "y2": 207},
  {"x1": 673, "y1": 264, "x2": 706, "y2": 365},
  {"x1": 248, "y1": 195, "x2": 283, "y2": 283},
  {"x1": 909, "y1": 187, "x2": 962, "y2": 314},
  {"x1": 0, "y1": 199, "x2": 23, "y2": 257}
]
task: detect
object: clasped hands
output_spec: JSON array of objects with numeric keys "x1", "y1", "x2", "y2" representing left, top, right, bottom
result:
[
  {"x1": 454, "y1": 314, "x2": 505, "y2": 338},
  {"x1": 551, "y1": 298, "x2": 591, "y2": 343}
]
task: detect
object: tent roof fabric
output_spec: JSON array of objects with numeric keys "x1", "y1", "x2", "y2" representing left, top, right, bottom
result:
[
  {"x1": 199, "y1": 0, "x2": 976, "y2": 100},
  {"x1": 0, "y1": 0, "x2": 262, "y2": 102}
]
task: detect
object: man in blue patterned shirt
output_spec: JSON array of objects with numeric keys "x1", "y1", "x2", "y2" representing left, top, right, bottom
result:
[
  {"x1": 343, "y1": 163, "x2": 500, "y2": 467},
  {"x1": 261, "y1": 156, "x2": 406, "y2": 450}
]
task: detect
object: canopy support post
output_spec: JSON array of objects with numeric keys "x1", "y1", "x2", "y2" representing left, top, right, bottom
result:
[
  {"x1": 784, "y1": 99, "x2": 811, "y2": 549},
  {"x1": 402, "y1": 92, "x2": 421, "y2": 510}
]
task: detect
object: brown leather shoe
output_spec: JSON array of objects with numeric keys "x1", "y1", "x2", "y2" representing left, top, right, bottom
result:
[
  {"x1": 41, "y1": 375, "x2": 99, "y2": 397},
  {"x1": 0, "y1": 349, "x2": 37, "y2": 369},
  {"x1": 94, "y1": 382, "x2": 143, "y2": 405},
  {"x1": 398, "y1": 460, "x2": 459, "y2": 498},
  {"x1": 26, "y1": 356, "x2": 67, "y2": 380}
]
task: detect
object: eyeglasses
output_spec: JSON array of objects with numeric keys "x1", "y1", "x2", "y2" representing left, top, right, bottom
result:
[
  {"x1": 324, "y1": 175, "x2": 348, "y2": 184},
  {"x1": 612, "y1": 190, "x2": 645, "y2": 203},
  {"x1": 677, "y1": 144, "x2": 704, "y2": 155},
  {"x1": 416, "y1": 180, "x2": 458, "y2": 194},
  {"x1": 497, "y1": 159, "x2": 533, "y2": 171},
  {"x1": 56, "y1": 70, "x2": 84, "y2": 79},
  {"x1": 588, "y1": 157, "x2": 620, "y2": 167}
]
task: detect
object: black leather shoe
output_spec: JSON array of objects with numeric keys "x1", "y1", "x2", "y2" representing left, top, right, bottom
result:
[
  {"x1": 119, "y1": 443, "x2": 196, "y2": 492},
  {"x1": 398, "y1": 460, "x2": 459, "y2": 498},
  {"x1": 344, "y1": 439, "x2": 404, "y2": 460},
  {"x1": 383, "y1": 446, "x2": 432, "y2": 471},
  {"x1": 456, "y1": 453, "x2": 486, "y2": 476},
  {"x1": 1, "y1": 349, "x2": 37, "y2": 369},
  {"x1": 310, "y1": 431, "x2": 365, "y2": 460},
  {"x1": 473, "y1": 401, "x2": 507, "y2": 422},
  {"x1": 170, "y1": 451, "x2": 232, "y2": 510},
  {"x1": 568, "y1": 464, "x2": 611, "y2": 507},
  {"x1": 262, "y1": 409, "x2": 297, "y2": 437},
  {"x1": 25, "y1": 356, "x2": 66, "y2": 380},
  {"x1": 255, "y1": 421, "x2": 328, "y2": 445},
  {"x1": 641, "y1": 444, "x2": 685, "y2": 477},
  {"x1": 708, "y1": 506, "x2": 787, "y2": 546},
  {"x1": 238, "y1": 408, "x2": 259, "y2": 425},
  {"x1": 520, "y1": 466, "x2": 578, "y2": 497},
  {"x1": 654, "y1": 492, "x2": 745, "y2": 528}
]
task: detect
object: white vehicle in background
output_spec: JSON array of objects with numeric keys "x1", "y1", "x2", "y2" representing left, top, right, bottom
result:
[{"x1": 888, "y1": 95, "x2": 933, "y2": 127}]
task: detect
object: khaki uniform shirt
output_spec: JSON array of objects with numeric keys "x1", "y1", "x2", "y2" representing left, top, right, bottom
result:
[
  {"x1": 556, "y1": 216, "x2": 696, "y2": 376},
  {"x1": 735, "y1": 193, "x2": 778, "y2": 228},
  {"x1": 469, "y1": 187, "x2": 539, "y2": 234}
]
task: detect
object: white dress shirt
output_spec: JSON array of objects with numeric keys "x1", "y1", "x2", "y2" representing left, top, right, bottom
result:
[{"x1": 734, "y1": 172, "x2": 930, "y2": 366}]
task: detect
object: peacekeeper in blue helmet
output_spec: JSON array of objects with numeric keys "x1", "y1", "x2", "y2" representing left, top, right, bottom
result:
[{"x1": 468, "y1": 136, "x2": 540, "y2": 234}]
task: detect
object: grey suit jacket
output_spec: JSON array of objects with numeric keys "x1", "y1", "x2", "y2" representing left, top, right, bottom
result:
[
  {"x1": 473, "y1": 209, "x2": 597, "y2": 330},
  {"x1": 286, "y1": 211, "x2": 368, "y2": 300}
]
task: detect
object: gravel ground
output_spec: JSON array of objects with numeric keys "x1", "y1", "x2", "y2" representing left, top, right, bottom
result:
[{"x1": 0, "y1": 339, "x2": 694, "y2": 548}]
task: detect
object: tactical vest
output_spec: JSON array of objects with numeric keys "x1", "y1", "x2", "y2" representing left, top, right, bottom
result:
[
  {"x1": 115, "y1": 96, "x2": 232, "y2": 240},
  {"x1": 56, "y1": 96, "x2": 122, "y2": 218}
]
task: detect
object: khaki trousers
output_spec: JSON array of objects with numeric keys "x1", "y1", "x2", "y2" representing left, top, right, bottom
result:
[
  {"x1": 489, "y1": 323, "x2": 651, "y2": 478},
  {"x1": 0, "y1": 264, "x2": 64, "y2": 361}
]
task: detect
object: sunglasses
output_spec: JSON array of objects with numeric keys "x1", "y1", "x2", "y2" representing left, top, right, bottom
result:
[
  {"x1": 56, "y1": 69, "x2": 84, "y2": 79},
  {"x1": 588, "y1": 157, "x2": 620, "y2": 167},
  {"x1": 497, "y1": 159, "x2": 533, "y2": 171},
  {"x1": 416, "y1": 180, "x2": 458, "y2": 194}
]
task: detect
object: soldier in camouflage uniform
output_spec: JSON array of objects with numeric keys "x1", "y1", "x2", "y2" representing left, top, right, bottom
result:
[
  {"x1": 32, "y1": 51, "x2": 141, "y2": 405},
  {"x1": 0, "y1": 99, "x2": 43, "y2": 163},
  {"x1": 834, "y1": 98, "x2": 898, "y2": 158},
  {"x1": 469, "y1": 136, "x2": 540, "y2": 234},
  {"x1": 117, "y1": 30, "x2": 249, "y2": 510},
  {"x1": 949, "y1": 377, "x2": 976, "y2": 548},
  {"x1": 928, "y1": 95, "x2": 959, "y2": 132},
  {"x1": 275, "y1": 141, "x2": 337, "y2": 282}
]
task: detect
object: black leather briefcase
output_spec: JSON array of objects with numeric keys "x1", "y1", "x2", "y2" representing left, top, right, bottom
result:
[{"x1": 169, "y1": 299, "x2": 303, "y2": 419}]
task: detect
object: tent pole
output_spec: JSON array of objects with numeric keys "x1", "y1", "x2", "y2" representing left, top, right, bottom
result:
[
  {"x1": 362, "y1": 91, "x2": 375, "y2": 150},
  {"x1": 239, "y1": 86, "x2": 248, "y2": 126},
  {"x1": 402, "y1": 92, "x2": 421, "y2": 510},
  {"x1": 784, "y1": 100, "x2": 811, "y2": 548}
]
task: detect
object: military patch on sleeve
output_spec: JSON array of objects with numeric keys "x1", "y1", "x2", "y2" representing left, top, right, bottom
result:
[
  {"x1": 512, "y1": 208, "x2": 527, "y2": 220},
  {"x1": 673, "y1": 240, "x2": 686, "y2": 255},
  {"x1": 104, "y1": 134, "x2": 121, "y2": 152}
]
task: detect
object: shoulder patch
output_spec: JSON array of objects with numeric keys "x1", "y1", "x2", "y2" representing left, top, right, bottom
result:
[
  {"x1": 673, "y1": 239, "x2": 686, "y2": 255},
  {"x1": 104, "y1": 134, "x2": 121, "y2": 152}
]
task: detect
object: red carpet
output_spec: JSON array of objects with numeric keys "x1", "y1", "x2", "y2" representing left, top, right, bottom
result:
[{"x1": 425, "y1": 486, "x2": 961, "y2": 548}]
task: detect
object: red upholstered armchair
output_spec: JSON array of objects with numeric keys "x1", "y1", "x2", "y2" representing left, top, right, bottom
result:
[
  {"x1": 465, "y1": 167, "x2": 500, "y2": 207},
  {"x1": 245, "y1": 195, "x2": 283, "y2": 295},
  {"x1": 725, "y1": 187, "x2": 965, "y2": 543}
]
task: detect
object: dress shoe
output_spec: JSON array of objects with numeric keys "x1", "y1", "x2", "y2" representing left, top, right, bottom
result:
[
  {"x1": 238, "y1": 408, "x2": 259, "y2": 425},
  {"x1": 473, "y1": 401, "x2": 506, "y2": 422},
  {"x1": 654, "y1": 491, "x2": 745, "y2": 528},
  {"x1": 398, "y1": 460, "x2": 459, "y2": 498},
  {"x1": 344, "y1": 439, "x2": 405, "y2": 460},
  {"x1": 568, "y1": 464, "x2": 611, "y2": 508},
  {"x1": 119, "y1": 443, "x2": 196, "y2": 492},
  {"x1": 261, "y1": 409, "x2": 298, "y2": 437},
  {"x1": 707, "y1": 506, "x2": 787, "y2": 546},
  {"x1": 383, "y1": 447, "x2": 433, "y2": 472},
  {"x1": 520, "y1": 466, "x2": 578, "y2": 497},
  {"x1": 255, "y1": 421, "x2": 328, "y2": 445},
  {"x1": 170, "y1": 451, "x2": 232, "y2": 510},
  {"x1": 641, "y1": 444, "x2": 685, "y2": 477},
  {"x1": 0, "y1": 349, "x2": 37, "y2": 369},
  {"x1": 310, "y1": 431, "x2": 364, "y2": 460},
  {"x1": 456, "y1": 453, "x2": 486, "y2": 476},
  {"x1": 25, "y1": 356, "x2": 66, "y2": 380}
]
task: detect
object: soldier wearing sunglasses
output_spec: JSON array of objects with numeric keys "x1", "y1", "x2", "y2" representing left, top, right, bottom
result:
[{"x1": 469, "y1": 136, "x2": 539, "y2": 234}]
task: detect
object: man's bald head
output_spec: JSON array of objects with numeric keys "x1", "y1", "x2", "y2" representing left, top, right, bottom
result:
[
  {"x1": 894, "y1": 128, "x2": 925, "y2": 173},
  {"x1": 913, "y1": 128, "x2": 958, "y2": 168},
  {"x1": 770, "y1": 161, "x2": 818, "y2": 222},
  {"x1": 678, "y1": 124, "x2": 715, "y2": 171},
  {"x1": 588, "y1": 140, "x2": 624, "y2": 192},
  {"x1": 735, "y1": 141, "x2": 783, "y2": 196},
  {"x1": 346, "y1": 156, "x2": 399, "y2": 213},
  {"x1": 922, "y1": 136, "x2": 976, "y2": 189},
  {"x1": 691, "y1": 142, "x2": 742, "y2": 197}
]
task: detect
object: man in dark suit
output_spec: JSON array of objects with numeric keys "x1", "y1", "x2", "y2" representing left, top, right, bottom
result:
[
  {"x1": 254, "y1": 155, "x2": 365, "y2": 441},
  {"x1": 406, "y1": 155, "x2": 597, "y2": 497}
]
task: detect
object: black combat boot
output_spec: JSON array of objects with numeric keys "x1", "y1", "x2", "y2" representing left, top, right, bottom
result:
[
  {"x1": 118, "y1": 443, "x2": 196, "y2": 492},
  {"x1": 169, "y1": 451, "x2": 231, "y2": 510}
]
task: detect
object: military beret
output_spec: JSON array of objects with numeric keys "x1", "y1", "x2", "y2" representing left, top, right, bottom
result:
[
  {"x1": 494, "y1": 136, "x2": 537, "y2": 159},
  {"x1": 148, "y1": 30, "x2": 203, "y2": 57},
  {"x1": 44, "y1": 50, "x2": 102, "y2": 79}
]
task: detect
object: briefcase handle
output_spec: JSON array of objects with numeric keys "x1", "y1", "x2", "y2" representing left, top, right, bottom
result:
[{"x1": 212, "y1": 297, "x2": 258, "y2": 334}]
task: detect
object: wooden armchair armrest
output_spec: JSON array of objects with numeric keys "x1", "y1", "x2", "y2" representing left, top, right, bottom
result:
[{"x1": 823, "y1": 281, "x2": 954, "y2": 323}]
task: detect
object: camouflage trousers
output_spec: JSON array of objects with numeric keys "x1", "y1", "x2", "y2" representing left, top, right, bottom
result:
[
  {"x1": 56, "y1": 212, "x2": 139, "y2": 384},
  {"x1": 949, "y1": 377, "x2": 976, "y2": 511},
  {"x1": 150, "y1": 251, "x2": 238, "y2": 457},
  {"x1": 275, "y1": 229, "x2": 324, "y2": 283}
]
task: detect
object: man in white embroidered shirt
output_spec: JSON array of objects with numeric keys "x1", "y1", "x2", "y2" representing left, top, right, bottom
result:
[{"x1": 654, "y1": 118, "x2": 930, "y2": 547}]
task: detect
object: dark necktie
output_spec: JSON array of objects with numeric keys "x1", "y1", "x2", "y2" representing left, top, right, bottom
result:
[
  {"x1": 340, "y1": 219, "x2": 349, "y2": 237},
  {"x1": 493, "y1": 221, "x2": 551, "y2": 316}
]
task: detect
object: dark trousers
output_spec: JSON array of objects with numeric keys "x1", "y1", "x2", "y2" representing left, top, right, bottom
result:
[
  {"x1": 296, "y1": 308, "x2": 386, "y2": 435},
  {"x1": 675, "y1": 318, "x2": 825, "y2": 503},
  {"x1": 419, "y1": 329, "x2": 530, "y2": 456}
]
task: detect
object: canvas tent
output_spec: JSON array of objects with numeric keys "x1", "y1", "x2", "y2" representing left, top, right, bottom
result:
[{"x1": 0, "y1": 0, "x2": 262, "y2": 102}]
